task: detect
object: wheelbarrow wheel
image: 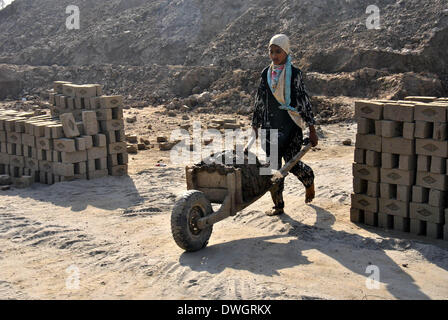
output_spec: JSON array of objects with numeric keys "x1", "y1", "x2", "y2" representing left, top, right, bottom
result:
[{"x1": 171, "y1": 190, "x2": 213, "y2": 252}]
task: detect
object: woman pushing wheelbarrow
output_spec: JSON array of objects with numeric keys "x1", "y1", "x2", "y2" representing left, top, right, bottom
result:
[{"x1": 171, "y1": 34, "x2": 318, "y2": 251}]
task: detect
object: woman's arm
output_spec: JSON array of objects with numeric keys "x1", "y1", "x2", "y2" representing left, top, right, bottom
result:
[
  {"x1": 251, "y1": 77, "x2": 266, "y2": 138},
  {"x1": 295, "y1": 70, "x2": 318, "y2": 147}
]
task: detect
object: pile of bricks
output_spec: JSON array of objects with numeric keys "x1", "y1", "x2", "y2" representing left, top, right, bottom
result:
[
  {"x1": 351, "y1": 96, "x2": 448, "y2": 241},
  {"x1": 0, "y1": 81, "x2": 128, "y2": 188}
]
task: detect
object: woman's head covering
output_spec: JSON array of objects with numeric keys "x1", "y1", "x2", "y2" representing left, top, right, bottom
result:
[{"x1": 269, "y1": 34, "x2": 290, "y2": 55}]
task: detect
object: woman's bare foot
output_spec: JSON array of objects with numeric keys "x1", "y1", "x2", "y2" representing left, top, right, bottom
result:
[{"x1": 305, "y1": 183, "x2": 315, "y2": 203}]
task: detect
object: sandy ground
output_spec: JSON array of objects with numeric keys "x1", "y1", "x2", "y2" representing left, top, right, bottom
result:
[{"x1": 1, "y1": 114, "x2": 448, "y2": 300}]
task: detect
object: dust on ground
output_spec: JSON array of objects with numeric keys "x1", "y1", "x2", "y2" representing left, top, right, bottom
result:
[{"x1": 1, "y1": 106, "x2": 448, "y2": 300}]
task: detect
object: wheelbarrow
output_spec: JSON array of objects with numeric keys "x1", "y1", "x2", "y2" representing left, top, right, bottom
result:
[{"x1": 171, "y1": 139, "x2": 312, "y2": 252}]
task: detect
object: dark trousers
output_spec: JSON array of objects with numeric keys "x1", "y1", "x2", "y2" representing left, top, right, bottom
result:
[{"x1": 262, "y1": 127, "x2": 314, "y2": 209}]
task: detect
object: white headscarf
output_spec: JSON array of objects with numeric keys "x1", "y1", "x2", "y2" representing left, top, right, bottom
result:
[{"x1": 269, "y1": 34, "x2": 290, "y2": 55}]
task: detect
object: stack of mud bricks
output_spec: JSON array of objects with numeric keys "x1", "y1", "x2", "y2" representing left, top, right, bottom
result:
[
  {"x1": 351, "y1": 96, "x2": 448, "y2": 241},
  {"x1": 0, "y1": 81, "x2": 128, "y2": 188}
]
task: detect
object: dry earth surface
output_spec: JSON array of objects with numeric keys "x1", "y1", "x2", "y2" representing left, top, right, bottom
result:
[{"x1": 1, "y1": 106, "x2": 448, "y2": 300}]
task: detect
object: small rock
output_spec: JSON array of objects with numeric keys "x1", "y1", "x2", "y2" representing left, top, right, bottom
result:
[
  {"x1": 182, "y1": 115, "x2": 189, "y2": 120},
  {"x1": 157, "y1": 136, "x2": 168, "y2": 143},
  {"x1": 127, "y1": 144, "x2": 138, "y2": 154},
  {"x1": 137, "y1": 143, "x2": 146, "y2": 150},
  {"x1": 342, "y1": 139, "x2": 352, "y2": 146},
  {"x1": 126, "y1": 134, "x2": 138, "y2": 143},
  {"x1": 126, "y1": 116, "x2": 137, "y2": 123},
  {"x1": 159, "y1": 142, "x2": 177, "y2": 151},
  {"x1": 140, "y1": 138, "x2": 150, "y2": 145},
  {"x1": 167, "y1": 111, "x2": 177, "y2": 117}
]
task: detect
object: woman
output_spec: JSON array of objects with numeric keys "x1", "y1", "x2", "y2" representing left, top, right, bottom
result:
[{"x1": 251, "y1": 34, "x2": 318, "y2": 216}]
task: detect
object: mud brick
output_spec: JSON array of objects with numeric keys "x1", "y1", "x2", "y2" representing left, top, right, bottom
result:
[
  {"x1": 87, "y1": 147, "x2": 107, "y2": 160},
  {"x1": 397, "y1": 185, "x2": 411, "y2": 202},
  {"x1": 87, "y1": 169, "x2": 108, "y2": 180},
  {"x1": 94, "y1": 84, "x2": 103, "y2": 96},
  {"x1": 36, "y1": 137, "x2": 52, "y2": 150},
  {"x1": 74, "y1": 162, "x2": 87, "y2": 175},
  {"x1": 353, "y1": 164, "x2": 380, "y2": 183},
  {"x1": 393, "y1": 216, "x2": 410, "y2": 232},
  {"x1": 53, "y1": 151, "x2": 62, "y2": 162},
  {"x1": 99, "y1": 96, "x2": 124, "y2": 109},
  {"x1": 82, "y1": 111, "x2": 99, "y2": 135},
  {"x1": 444, "y1": 225, "x2": 448, "y2": 241},
  {"x1": 83, "y1": 97, "x2": 91, "y2": 109},
  {"x1": 357, "y1": 118, "x2": 375, "y2": 134},
  {"x1": 379, "y1": 198, "x2": 409, "y2": 217},
  {"x1": 350, "y1": 208, "x2": 364, "y2": 223},
  {"x1": 33, "y1": 123, "x2": 48, "y2": 137},
  {"x1": 66, "y1": 97, "x2": 75, "y2": 110},
  {"x1": 21, "y1": 134, "x2": 36, "y2": 148},
  {"x1": 382, "y1": 137, "x2": 414, "y2": 155},
  {"x1": 108, "y1": 142, "x2": 127, "y2": 155},
  {"x1": 416, "y1": 139, "x2": 448, "y2": 157},
  {"x1": 7, "y1": 143, "x2": 23, "y2": 156},
  {"x1": 410, "y1": 219, "x2": 425, "y2": 235},
  {"x1": 364, "y1": 211, "x2": 378, "y2": 226},
  {"x1": 355, "y1": 134, "x2": 381, "y2": 152},
  {"x1": 430, "y1": 156, "x2": 446, "y2": 174},
  {"x1": 366, "y1": 151, "x2": 381, "y2": 167},
  {"x1": 110, "y1": 164, "x2": 128, "y2": 176},
  {"x1": 54, "y1": 138, "x2": 76, "y2": 153},
  {"x1": 46, "y1": 172, "x2": 54, "y2": 185},
  {"x1": 60, "y1": 113, "x2": 80, "y2": 138},
  {"x1": 12, "y1": 176, "x2": 33, "y2": 188},
  {"x1": 59, "y1": 96, "x2": 67, "y2": 109},
  {"x1": 95, "y1": 108, "x2": 112, "y2": 121},
  {"x1": 381, "y1": 120, "x2": 403, "y2": 138},
  {"x1": 53, "y1": 162, "x2": 74, "y2": 177},
  {"x1": 75, "y1": 137, "x2": 86, "y2": 151},
  {"x1": 90, "y1": 97, "x2": 101, "y2": 110},
  {"x1": 28, "y1": 147, "x2": 37, "y2": 159},
  {"x1": 7, "y1": 132, "x2": 21, "y2": 144},
  {"x1": 38, "y1": 160, "x2": 53, "y2": 173},
  {"x1": 414, "y1": 121, "x2": 433, "y2": 138},
  {"x1": 9, "y1": 155, "x2": 24, "y2": 167},
  {"x1": 74, "y1": 173, "x2": 87, "y2": 180},
  {"x1": 37, "y1": 149, "x2": 47, "y2": 161},
  {"x1": 111, "y1": 107, "x2": 123, "y2": 120},
  {"x1": 378, "y1": 212, "x2": 394, "y2": 229},
  {"x1": 410, "y1": 203, "x2": 444, "y2": 223},
  {"x1": 4, "y1": 119, "x2": 16, "y2": 132},
  {"x1": 0, "y1": 131, "x2": 5, "y2": 142},
  {"x1": 402, "y1": 122, "x2": 415, "y2": 140},
  {"x1": 75, "y1": 85, "x2": 98, "y2": 98},
  {"x1": 433, "y1": 122, "x2": 447, "y2": 140},
  {"x1": 374, "y1": 120, "x2": 382, "y2": 136},
  {"x1": 99, "y1": 120, "x2": 124, "y2": 132},
  {"x1": 108, "y1": 153, "x2": 128, "y2": 167},
  {"x1": 14, "y1": 120, "x2": 26, "y2": 133},
  {"x1": 416, "y1": 171, "x2": 447, "y2": 191},
  {"x1": 54, "y1": 81, "x2": 72, "y2": 94},
  {"x1": 353, "y1": 177, "x2": 367, "y2": 194},
  {"x1": 50, "y1": 125, "x2": 64, "y2": 139},
  {"x1": 351, "y1": 193, "x2": 378, "y2": 212},
  {"x1": 24, "y1": 157, "x2": 39, "y2": 171},
  {"x1": 367, "y1": 181, "x2": 380, "y2": 197},
  {"x1": 0, "y1": 153, "x2": 9, "y2": 165},
  {"x1": 104, "y1": 130, "x2": 117, "y2": 144},
  {"x1": 427, "y1": 222, "x2": 443, "y2": 239},
  {"x1": 39, "y1": 171, "x2": 47, "y2": 184},
  {"x1": 414, "y1": 103, "x2": 447, "y2": 122},
  {"x1": 93, "y1": 134, "x2": 106, "y2": 147},
  {"x1": 429, "y1": 189, "x2": 446, "y2": 207},
  {"x1": 398, "y1": 155, "x2": 416, "y2": 171},
  {"x1": 115, "y1": 130, "x2": 126, "y2": 142},
  {"x1": 87, "y1": 158, "x2": 107, "y2": 171},
  {"x1": 61, "y1": 150, "x2": 87, "y2": 163},
  {"x1": 74, "y1": 97, "x2": 83, "y2": 109},
  {"x1": 76, "y1": 122, "x2": 84, "y2": 135},
  {"x1": 81, "y1": 135, "x2": 93, "y2": 149},
  {"x1": 417, "y1": 155, "x2": 430, "y2": 171},
  {"x1": 383, "y1": 103, "x2": 414, "y2": 122},
  {"x1": 49, "y1": 92, "x2": 55, "y2": 105},
  {"x1": 381, "y1": 168, "x2": 414, "y2": 186}
]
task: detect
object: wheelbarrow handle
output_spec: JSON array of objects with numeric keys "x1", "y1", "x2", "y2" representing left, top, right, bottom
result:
[{"x1": 271, "y1": 143, "x2": 312, "y2": 183}]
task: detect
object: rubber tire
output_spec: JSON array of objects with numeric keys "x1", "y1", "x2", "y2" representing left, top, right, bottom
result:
[{"x1": 171, "y1": 190, "x2": 213, "y2": 252}]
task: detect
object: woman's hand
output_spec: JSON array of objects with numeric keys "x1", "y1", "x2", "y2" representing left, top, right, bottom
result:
[{"x1": 309, "y1": 125, "x2": 318, "y2": 147}]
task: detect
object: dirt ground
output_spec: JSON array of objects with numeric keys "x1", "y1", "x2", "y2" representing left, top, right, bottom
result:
[{"x1": 1, "y1": 110, "x2": 448, "y2": 300}]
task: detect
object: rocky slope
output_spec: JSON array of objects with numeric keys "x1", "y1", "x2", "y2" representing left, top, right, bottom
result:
[{"x1": 0, "y1": 0, "x2": 447, "y2": 114}]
